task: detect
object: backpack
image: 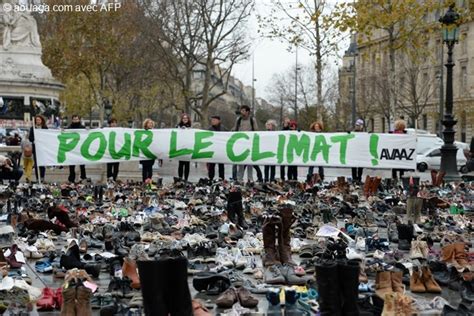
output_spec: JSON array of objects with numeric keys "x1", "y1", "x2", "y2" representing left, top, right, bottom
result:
[{"x1": 236, "y1": 116, "x2": 255, "y2": 131}]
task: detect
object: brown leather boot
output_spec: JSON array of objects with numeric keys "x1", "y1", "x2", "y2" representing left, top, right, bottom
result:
[
  {"x1": 76, "y1": 286, "x2": 92, "y2": 316},
  {"x1": 262, "y1": 215, "x2": 281, "y2": 267},
  {"x1": 410, "y1": 267, "x2": 426, "y2": 293},
  {"x1": 375, "y1": 271, "x2": 393, "y2": 299},
  {"x1": 371, "y1": 176, "x2": 381, "y2": 195},
  {"x1": 364, "y1": 176, "x2": 373, "y2": 197},
  {"x1": 421, "y1": 266, "x2": 441, "y2": 293},
  {"x1": 430, "y1": 170, "x2": 437, "y2": 186},
  {"x1": 435, "y1": 171, "x2": 446, "y2": 186},
  {"x1": 391, "y1": 271, "x2": 404, "y2": 293},
  {"x1": 60, "y1": 287, "x2": 76, "y2": 316},
  {"x1": 122, "y1": 257, "x2": 140, "y2": 289},
  {"x1": 454, "y1": 242, "x2": 469, "y2": 269},
  {"x1": 441, "y1": 244, "x2": 459, "y2": 267},
  {"x1": 278, "y1": 206, "x2": 296, "y2": 265}
]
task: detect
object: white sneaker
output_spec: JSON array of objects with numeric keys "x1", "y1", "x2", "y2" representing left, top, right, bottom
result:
[
  {"x1": 356, "y1": 237, "x2": 366, "y2": 251},
  {"x1": 346, "y1": 247, "x2": 364, "y2": 260},
  {"x1": 413, "y1": 224, "x2": 423, "y2": 234},
  {"x1": 215, "y1": 248, "x2": 234, "y2": 268},
  {"x1": 232, "y1": 248, "x2": 247, "y2": 269},
  {"x1": 373, "y1": 250, "x2": 385, "y2": 260}
]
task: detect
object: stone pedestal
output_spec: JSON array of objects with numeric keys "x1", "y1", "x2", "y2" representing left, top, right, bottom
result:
[{"x1": 0, "y1": 47, "x2": 64, "y2": 117}]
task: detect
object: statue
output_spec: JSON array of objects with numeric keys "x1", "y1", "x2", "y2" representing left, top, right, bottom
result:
[{"x1": 0, "y1": 0, "x2": 41, "y2": 50}]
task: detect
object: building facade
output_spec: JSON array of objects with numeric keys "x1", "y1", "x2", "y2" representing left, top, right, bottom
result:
[{"x1": 338, "y1": 1, "x2": 474, "y2": 143}]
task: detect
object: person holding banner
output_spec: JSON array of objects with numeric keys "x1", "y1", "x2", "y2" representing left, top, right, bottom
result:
[
  {"x1": 351, "y1": 119, "x2": 365, "y2": 183},
  {"x1": 264, "y1": 119, "x2": 277, "y2": 182},
  {"x1": 29, "y1": 115, "x2": 47, "y2": 182},
  {"x1": 391, "y1": 119, "x2": 407, "y2": 180},
  {"x1": 207, "y1": 115, "x2": 226, "y2": 181},
  {"x1": 280, "y1": 117, "x2": 290, "y2": 181},
  {"x1": 307, "y1": 121, "x2": 325, "y2": 182},
  {"x1": 287, "y1": 120, "x2": 299, "y2": 181},
  {"x1": 106, "y1": 118, "x2": 120, "y2": 181},
  {"x1": 176, "y1": 113, "x2": 192, "y2": 182},
  {"x1": 233, "y1": 105, "x2": 263, "y2": 183},
  {"x1": 67, "y1": 115, "x2": 88, "y2": 183},
  {"x1": 140, "y1": 118, "x2": 156, "y2": 182}
]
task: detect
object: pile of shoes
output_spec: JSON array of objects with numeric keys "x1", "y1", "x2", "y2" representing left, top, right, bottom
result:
[{"x1": 0, "y1": 175, "x2": 472, "y2": 314}]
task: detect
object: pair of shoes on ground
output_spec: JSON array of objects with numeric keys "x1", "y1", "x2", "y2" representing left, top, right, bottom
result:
[{"x1": 215, "y1": 287, "x2": 258, "y2": 308}]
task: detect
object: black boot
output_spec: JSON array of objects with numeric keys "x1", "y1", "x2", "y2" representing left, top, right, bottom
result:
[
  {"x1": 165, "y1": 256, "x2": 193, "y2": 315},
  {"x1": 137, "y1": 260, "x2": 169, "y2": 316},
  {"x1": 99, "y1": 185, "x2": 104, "y2": 204},
  {"x1": 397, "y1": 224, "x2": 413, "y2": 251},
  {"x1": 84, "y1": 263, "x2": 101, "y2": 278},
  {"x1": 228, "y1": 190, "x2": 248, "y2": 229},
  {"x1": 226, "y1": 191, "x2": 240, "y2": 223},
  {"x1": 461, "y1": 280, "x2": 474, "y2": 303},
  {"x1": 60, "y1": 244, "x2": 84, "y2": 270},
  {"x1": 316, "y1": 261, "x2": 342, "y2": 316},
  {"x1": 339, "y1": 260, "x2": 360, "y2": 315}
]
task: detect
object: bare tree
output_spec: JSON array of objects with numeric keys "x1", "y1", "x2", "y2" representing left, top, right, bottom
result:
[
  {"x1": 396, "y1": 54, "x2": 436, "y2": 128},
  {"x1": 258, "y1": 0, "x2": 343, "y2": 118},
  {"x1": 140, "y1": 0, "x2": 253, "y2": 126},
  {"x1": 265, "y1": 72, "x2": 293, "y2": 127},
  {"x1": 266, "y1": 62, "x2": 338, "y2": 129}
]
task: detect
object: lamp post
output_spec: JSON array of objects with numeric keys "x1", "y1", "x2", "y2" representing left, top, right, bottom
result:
[
  {"x1": 439, "y1": 4, "x2": 461, "y2": 181},
  {"x1": 348, "y1": 33, "x2": 358, "y2": 128}
]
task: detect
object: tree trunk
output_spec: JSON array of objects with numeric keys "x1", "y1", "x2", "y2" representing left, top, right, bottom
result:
[
  {"x1": 199, "y1": 55, "x2": 213, "y2": 127},
  {"x1": 314, "y1": 0, "x2": 322, "y2": 120},
  {"x1": 184, "y1": 59, "x2": 192, "y2": 114}
]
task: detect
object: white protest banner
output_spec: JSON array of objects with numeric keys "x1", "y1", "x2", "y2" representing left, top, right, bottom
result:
[{"x1": 34, "y1": 128, "x2": 417, "y2": 169}]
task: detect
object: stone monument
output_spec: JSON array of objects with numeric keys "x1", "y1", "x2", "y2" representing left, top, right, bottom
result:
[{"x1": 0, "y1": 0, "x2": 63, "y2": 122}]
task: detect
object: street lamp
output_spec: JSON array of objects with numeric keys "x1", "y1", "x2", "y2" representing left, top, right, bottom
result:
[
  {"x1": 439, "y1": 4, "x2": 460, "y2": 181},
  {"x1": 347, "y1": 33, "x2": 358, "y2": 128}
]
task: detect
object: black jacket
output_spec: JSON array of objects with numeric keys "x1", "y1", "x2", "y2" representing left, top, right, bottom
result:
[
  {"x1": 209, "y1": 124, "x2": 226, "y2": 132},
  {"x1": 29, "y1": 125, "x2": 48, "y2": 143},
  {"x1": 68, "y1": 122, "x2": 86, "y2": 129}
]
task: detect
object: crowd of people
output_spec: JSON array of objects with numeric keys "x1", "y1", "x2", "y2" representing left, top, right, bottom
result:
[{"x1": 1, "y1": 105, "x2": 418, "y2": 186}]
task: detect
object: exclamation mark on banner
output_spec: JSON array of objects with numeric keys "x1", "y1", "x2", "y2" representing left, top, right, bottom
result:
[{"x1": 370, "y1": 134, "x2": 379, "y2": 166}]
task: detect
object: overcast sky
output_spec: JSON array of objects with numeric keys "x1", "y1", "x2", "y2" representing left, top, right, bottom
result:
[{"x1": 233, "y1": 0, "x2": 348, "y2": 101}]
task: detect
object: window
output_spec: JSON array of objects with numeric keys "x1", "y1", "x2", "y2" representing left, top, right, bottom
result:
[
  {"x1": 423, "y1": 114, "x2": 428, "y2": 130},
  {"x1": 462, "y1": 34, "x2": 468, "y2": 55},
  {"x1": 460, "y1": 65, "x2": 468, "y2": 95},
  {"x1": 193, "y1": 71, "x2": 204, "y2": 80},
  {"x1": 370, "y1": 118, "x2": 375, "y2": 132},
  {"x1": 461, "y1": 110, "x2": 467, "y2": 142},
  {"x1": 434, "y1": 70, "x2": 441, "y2": 98},
  {"x1": 436, "y1": 39, "x2": 442, "y2": 60},
  {"x1": 429, "y1": 149, "x2": 441, "y2": 157},
  {"x1": 382, "y1": 117, "x2": 385, "y2": 133}
]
